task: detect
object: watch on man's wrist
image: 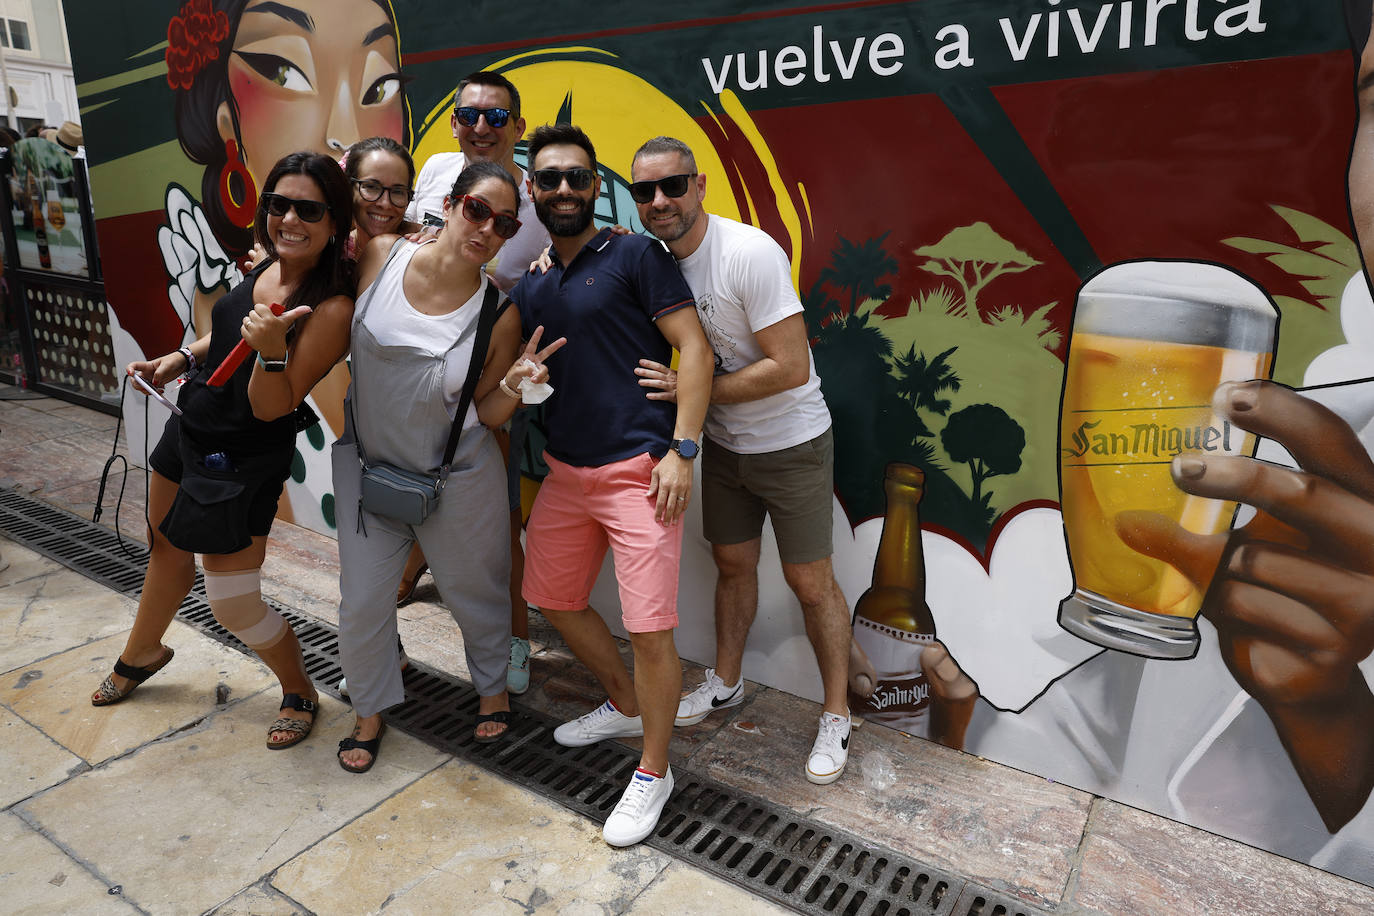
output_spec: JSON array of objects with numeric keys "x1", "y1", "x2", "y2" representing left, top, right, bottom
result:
[{"x1": 670, "y1": 438, "x2": 699, "y2": 460}]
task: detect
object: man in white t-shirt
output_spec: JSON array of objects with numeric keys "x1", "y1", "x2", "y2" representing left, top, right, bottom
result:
[
  {"x1": 631, "y1": 136, "x2": 854, "y2": 785},
  {"x1": 405, "y1": 71, "x2": 549, "y2": 292}
]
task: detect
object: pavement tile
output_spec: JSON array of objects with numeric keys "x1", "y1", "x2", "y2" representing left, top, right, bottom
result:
[
  {"x1": 0, "y1": 561, "x2": 136, "y2": 675},
  {"x1": 45, "y1": 472, "x2": 150, "y2": 545},
  {"x1": 207, "y1": 881, "x2": 309, "y2": 915},
  {"x1": 0, "y1": 539, "x2": 55, "y2": 588},
  {"x1": 1069, "y1": 801, "x2": 1374, "y2": 916},
  {"x1": 0, "y1": 431, "x2": 125, "y2": 497},
  {"x1": 1, "y1": 625, "x2": 278, "y2": 765},
  {"x1": 19, "y1": 689, "x2": 447, "y2": 916},
  {"x1": 630, "y1": 862, "x2": 793, "y2": 914},
  {"x1": 686, "y1": 687, "x2": 1092, "y2": 907},
  {"x1": 0, "y1": 704, "x2": 85, "y2": 808},
  {"x1": 273, "y1": 758, "x2": 671, "y2": 916},
  {"x1": 0, "y1": 811, "x2": 137, "y2": 916}
]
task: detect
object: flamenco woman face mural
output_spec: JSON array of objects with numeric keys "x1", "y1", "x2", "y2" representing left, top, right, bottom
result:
[{"x1": 168, "y1": 0, "x2": 410, "y2": 260}]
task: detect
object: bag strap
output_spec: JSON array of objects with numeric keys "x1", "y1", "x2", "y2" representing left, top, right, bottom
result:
[{"x1": 438, "y1": 280, "x2": 502, "y2": 484}]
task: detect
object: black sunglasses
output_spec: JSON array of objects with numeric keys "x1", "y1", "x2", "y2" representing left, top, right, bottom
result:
[
  {"x1": 262, "y1": 192, "x2": 328, "y2": 223},
  {"x1": 454, "y1": 106, "x2": 511, "y2": 129},
  {"x1": 628, "y1": 173, "x2": 696, "y2": 205},
  {"x1": 531, "y1": 168, "x2": 597, "y2": 192},
  {"x1": 352, "y1": 178, "x2": 413, "y2": 208},
  {"x1": 459, "y1": 194, "x2": 522, "y2": 240}
]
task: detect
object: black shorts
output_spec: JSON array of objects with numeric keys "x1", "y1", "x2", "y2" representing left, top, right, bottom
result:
[{"x1": 150, "y1": 413, "x2": 290, "y2": 552}]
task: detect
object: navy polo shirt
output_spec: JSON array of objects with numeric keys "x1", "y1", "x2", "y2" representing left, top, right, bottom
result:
[{"x1": 509, "y1": 228, "x2": 695, "y2": 467}]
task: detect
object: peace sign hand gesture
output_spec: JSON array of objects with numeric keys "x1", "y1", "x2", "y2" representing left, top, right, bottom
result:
[{"x1": 502, "y1": 325, "x2": 567, "y2": 399}]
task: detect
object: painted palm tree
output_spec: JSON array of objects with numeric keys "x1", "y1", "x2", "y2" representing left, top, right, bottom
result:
[
  {"x1": 893, "y1": 344, "x2": 961, "y2": 418},
  {"x1": 819, "y1": 232, "x2": 897, "y2": 317}
]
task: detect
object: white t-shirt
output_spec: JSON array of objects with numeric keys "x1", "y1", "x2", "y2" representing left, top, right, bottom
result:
[
  {"x1": 676, "y1": 214, "x2": 831, "y2": 453},
  {"x1": 405, "y1": 151, "x2": 549, "y2": 292},
  {"x1": 355, "y1": 239, "x2": 491, "y2": 428}
]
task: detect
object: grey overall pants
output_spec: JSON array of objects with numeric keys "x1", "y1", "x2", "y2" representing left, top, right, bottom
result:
[{"x1": 332, "y1": 300, "x2": 511, "y2": 718}]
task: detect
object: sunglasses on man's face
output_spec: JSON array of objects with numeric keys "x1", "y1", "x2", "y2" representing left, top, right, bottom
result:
[
  {"x1": 531, "y1": 168, "x2": 597, "y2": 193},
  {"x1": 628, "y1": 173, "x2": 697, "y2": 205},
  {"x1": 262, "y1": 192, "x2": 328, "y2": 223},
  {"x1": 458, "y1": 194, "x2": 521, "y2": 240},
  {"x1": 352, "y1": 178, "x2": 413, "y2": 208},
  {"x1": 454, "y1": 106, "x2": 511, "y2": 129}
]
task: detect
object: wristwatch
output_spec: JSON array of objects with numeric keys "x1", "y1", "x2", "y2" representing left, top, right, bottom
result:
[
  {"x1": 670, "y1": 438, "x2": 699, "y2": 459},
  {"x1": 256, "y1": 352, "x2": 288, "y2": 373}
]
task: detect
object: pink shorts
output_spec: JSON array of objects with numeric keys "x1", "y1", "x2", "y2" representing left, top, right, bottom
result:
[{"x1": 522, "y1": 451, "x2": 682, "y2": 633}]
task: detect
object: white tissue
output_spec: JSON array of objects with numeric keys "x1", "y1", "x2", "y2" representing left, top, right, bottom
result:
[{"x1": 517, "y1": 358, "x2": 553, "y2": 404}]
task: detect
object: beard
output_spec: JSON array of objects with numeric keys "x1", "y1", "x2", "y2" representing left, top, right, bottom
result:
[
  {"x1": 647, "y1": 205, "x2": 699, "y2": 243},
  {"x1": 535, "y1": 193, "x2": 596, "y2": 237}
]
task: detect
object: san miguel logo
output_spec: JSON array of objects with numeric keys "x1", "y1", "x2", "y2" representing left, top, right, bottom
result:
[
  {"x1": 865, "y1": 675, "x2": 931, "y2": 712},
  {"x1": 1062, "y1": 408, "x2": 1238, "y2": 467}
]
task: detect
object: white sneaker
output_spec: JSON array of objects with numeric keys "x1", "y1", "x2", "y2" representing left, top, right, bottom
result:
[
  {"x1": 603, "y1": 766, "x2": 674, "y2": 846},
  {"x1": 339, "y1": 640, "x2": 410, "y2": 698},
  {"x1": 674, "y1": 668, "x2": 743, "y2": 726},
  {"x1": 553, "y1": 699, "x2": 644, "y2": 747},
  {"x1": 806, "y1": 711, "x2": 851, "y2": 785}
]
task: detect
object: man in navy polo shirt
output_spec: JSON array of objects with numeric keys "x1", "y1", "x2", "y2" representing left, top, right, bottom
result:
[{"x1": 507, "y1": 124, "x2": 713, "y2": 847}]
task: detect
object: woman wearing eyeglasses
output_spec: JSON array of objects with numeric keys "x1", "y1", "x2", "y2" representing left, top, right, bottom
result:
[
  {"x1": 94, "y1": 152, "x2": 355, "y2": 752},
  {"x1": 342, "y1": 136, "x2": 416, "y2": 261},
  {"x1": 333, "y1": 160, "x2": 564, "y2": 772}
]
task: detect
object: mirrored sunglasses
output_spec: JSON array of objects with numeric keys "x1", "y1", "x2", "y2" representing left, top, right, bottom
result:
[
  {"x1": 628, "y1": 173, "x2": 696, "y2": 205},
  {"x1": 531, "y1": 167, "x2": 596, "y2": 192},
  {"x1": 460, "y1": 194, "x2": 521, "y2": 240},
  {"x1": 352, "y1": 178, "x2": 413, "y2": 207},
  {"x1": 262, "y1": 192, "x2": 328, "y2": 223},
  {"x1": 454, "y1": 106, "x2": 511, "y2": 129}
]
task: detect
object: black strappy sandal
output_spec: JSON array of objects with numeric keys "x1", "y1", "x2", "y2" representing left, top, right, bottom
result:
[
  {"x1": 91, "y1": 646, "x2": 175, "y2": 707},
  {"x1": 338, "y1": 722, "x2": 387, "y2": 773},
  {"x1": 266, "y1": 693, "x2": 318, "y2": 750},
  {"x1": 474, "y1": 710, "x2": 511, "y2": 744}
]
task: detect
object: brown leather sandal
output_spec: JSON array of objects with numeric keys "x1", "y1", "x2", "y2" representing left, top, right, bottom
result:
[
  {"x1": 396, "y1": 561, "x2": 428, "y2": 606},
  {"x1": 266, "y1": 693, "x2": 318, "y2": 750},
  {"x1": 91, "y1": 646, "x2": 175, "y2": 707}
]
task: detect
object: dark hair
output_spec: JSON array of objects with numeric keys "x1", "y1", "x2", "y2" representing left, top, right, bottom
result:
[
  {"x1": 633, "y1": 136, "x2": 696, "y2": 173},
  {"x1": 527, "y1": 124, "x2": 597, "y2": 172},
  {"x1": 448, "y1": 159, "x2": 519, "y2": 206},
  {"x1": 457, "y1": 71, "x2": 521, "y2": 121},
  {"x1": 345, "y1": 136, "x2": 415, "y2": 187},
  {"x1": 255, "y1": 152, "x2": 354, "y2": 312},
  {"x1": 171, "y1": 0, "x2": 412, "y2": 258}
]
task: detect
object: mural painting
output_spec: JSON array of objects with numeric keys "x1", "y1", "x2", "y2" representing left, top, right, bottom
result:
[{"x1": 66, "y1": 0, "x2": 1374, "y2": 887}]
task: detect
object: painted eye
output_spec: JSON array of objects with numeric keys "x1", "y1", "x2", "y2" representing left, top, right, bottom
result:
[
  {"x1": 237, "y1": 52, "x2": 313, "y2": 92},
  {"x1": 362, "y1": 74, "x2": 402, "y2": 106}
]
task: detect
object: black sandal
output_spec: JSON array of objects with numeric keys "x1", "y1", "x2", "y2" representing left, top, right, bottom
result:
[
  {"x1": 474, "y1": 709, "x2": 511, "y2": 744},
  {"x1": 91, "y1": 646, "x2": 175, "y2": 707},
  {"x1": 338, "y1": 722, "x2": 387, "y2": 773},
  {"x1": 266, "y1": 693, "x2": 318, "y2": 750}
]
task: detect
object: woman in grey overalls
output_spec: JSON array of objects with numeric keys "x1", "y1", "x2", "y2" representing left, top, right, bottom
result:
[{"x1": 332, "y1": 161, "x2": 562, "y2": 772}]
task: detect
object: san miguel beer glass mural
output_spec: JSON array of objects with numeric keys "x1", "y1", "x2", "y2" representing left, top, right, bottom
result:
[{"x1": 1057, "y1": 261, "x2": 1278, "y2": 659}]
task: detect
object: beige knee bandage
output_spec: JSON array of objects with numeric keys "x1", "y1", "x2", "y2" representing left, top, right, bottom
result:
[{"x1": 204, "y1": 568, "x2": 287, "y2": 650}]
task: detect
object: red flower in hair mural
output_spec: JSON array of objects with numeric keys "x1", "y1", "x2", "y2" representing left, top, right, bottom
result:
[{"x1": 165, "y1": 0, "x2": 230, "y2": 90}]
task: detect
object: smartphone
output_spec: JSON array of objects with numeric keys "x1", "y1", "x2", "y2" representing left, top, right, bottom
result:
[{"x1": 129, "y1": 371, "x2": 183, "y2": 416}]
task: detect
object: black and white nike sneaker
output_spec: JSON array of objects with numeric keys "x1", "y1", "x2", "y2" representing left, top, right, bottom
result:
[
  {"x1": 675, "y1": 667, "x2": 744, "y2": 726},
  {"x1": 806, "y1": 710, "x2": 852, "y2": 785}
]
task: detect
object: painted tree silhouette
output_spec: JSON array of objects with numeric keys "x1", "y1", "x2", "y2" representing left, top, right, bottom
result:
[
  {"x1": 893, "y1": 344, "x2": 961, "y2": 422},
  {"x1": 940, "y1": 403, "x2": 1025, "y2": 514},
  {"x1": 819, "y1": 232, "x2": 897, "y2": 317},
  {"x1": 915, "y1": 222, "x2": 1040, "y2": 320}
]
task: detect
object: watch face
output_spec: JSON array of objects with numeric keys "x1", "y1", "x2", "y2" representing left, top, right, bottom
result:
[{"x1": 675, "y1": 438, "x2": 698, "y2": 459}]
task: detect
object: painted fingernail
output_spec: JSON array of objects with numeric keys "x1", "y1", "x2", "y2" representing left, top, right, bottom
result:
[{"x1": 1174, "y1": 455, "x2": 1206, "y2": 479}]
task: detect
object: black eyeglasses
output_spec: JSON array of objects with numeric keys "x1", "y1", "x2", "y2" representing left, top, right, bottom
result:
[
  {"x1": 459, "y1": 194, "x2": 521, "y2": 240},
  {"x1": 628, "y1": 173, "x2": 696, "y2": 205},
  {"x1": 454, "y1": 106, "x2": 511, "y2": 128},
  {"x1": 531, "y1": 168, "x2": 596, "y2": 192},
  {"x1": 261, "y1": 192, "x2": 328, "y2": 223},
  {"x1": 352, "y1": 178, "x2": 413, "y2": 207}
]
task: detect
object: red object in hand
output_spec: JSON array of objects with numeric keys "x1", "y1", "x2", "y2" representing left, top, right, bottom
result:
[{"x1": 207, "y1": 302, "x2": 284, "y2": 387}]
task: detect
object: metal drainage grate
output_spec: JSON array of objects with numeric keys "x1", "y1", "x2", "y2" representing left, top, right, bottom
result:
[{"x1": 1, "y1": 486, "x2": 1052, "y2": 916}]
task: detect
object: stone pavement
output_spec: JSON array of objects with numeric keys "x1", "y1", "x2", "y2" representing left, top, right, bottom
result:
[{"x1": 3, "y1": 384, "x2": 1374, "y2": 915}]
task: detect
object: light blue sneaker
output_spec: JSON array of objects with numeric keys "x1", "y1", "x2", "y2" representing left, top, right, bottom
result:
[{"x1": 507, "y1": 636, "x2": 531, "y2": 695}]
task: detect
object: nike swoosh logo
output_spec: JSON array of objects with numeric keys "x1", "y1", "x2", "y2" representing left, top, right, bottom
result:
[
  {"x1": 841, "y1": 736, "x2": 849, "y2": 750},
  {"x1": 711, "y1": 687, "x2": 741, "y2": 708}
]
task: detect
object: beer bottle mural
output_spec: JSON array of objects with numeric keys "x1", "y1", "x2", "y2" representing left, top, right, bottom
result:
[
  {"x1": 1056, "y1": 261, "x2": 1278, "y2": 659},
  {"x1": 850, "y1": 463, "x2": 937, "y2": 735}
]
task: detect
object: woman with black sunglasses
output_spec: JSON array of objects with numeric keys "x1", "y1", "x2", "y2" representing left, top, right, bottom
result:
[
  {"x1": 332, "y1": 160, "x2": 564, "y2": 772},
  {"x1": 94, "y1": 152, "x2": 354, "y2": 752}
]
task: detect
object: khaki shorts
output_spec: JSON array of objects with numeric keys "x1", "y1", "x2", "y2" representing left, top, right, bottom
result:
[{"x1": 701, "y1": 428, "x2": 834, "y2": 565}]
